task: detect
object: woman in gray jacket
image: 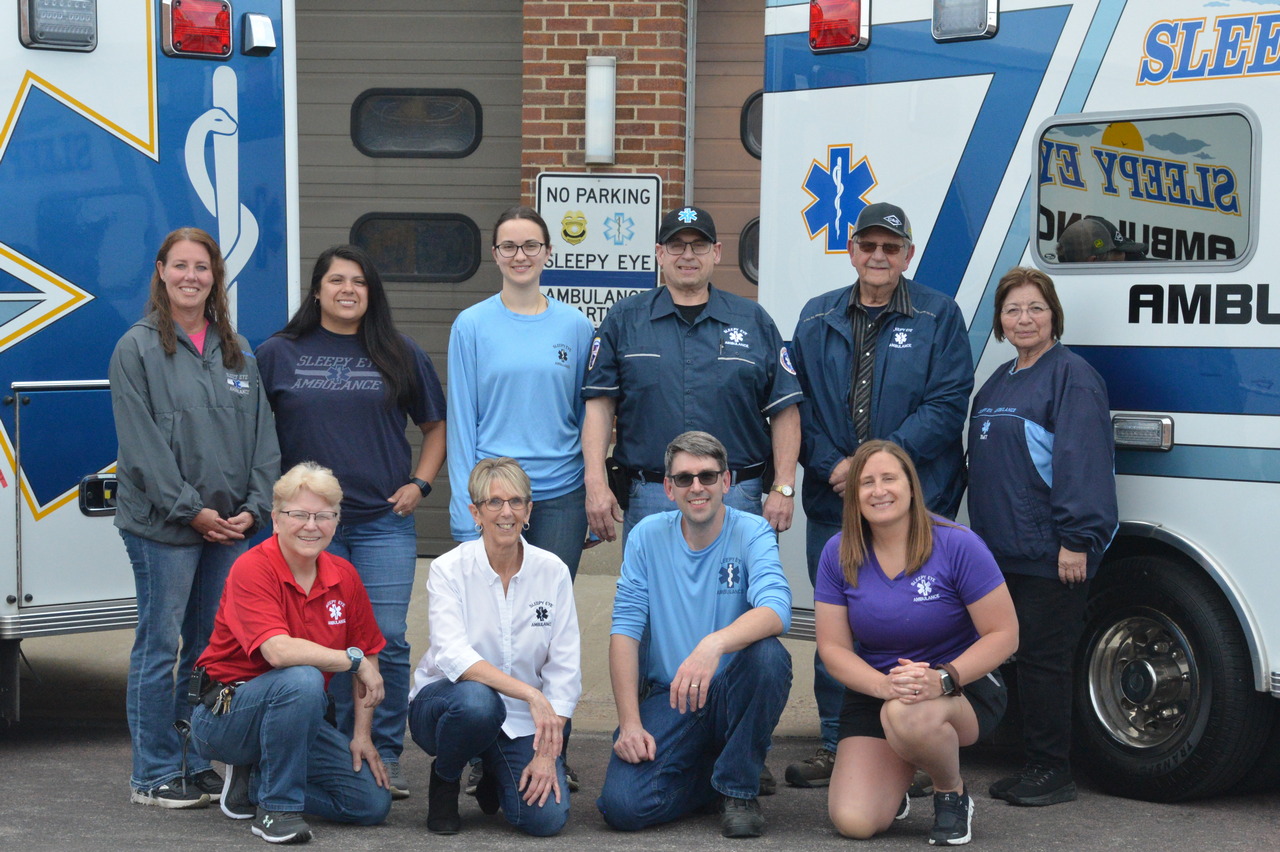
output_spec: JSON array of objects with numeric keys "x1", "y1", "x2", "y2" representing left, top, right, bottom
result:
[{"x1": 109, "y1": 227, "x2": 279, "y2": 809}]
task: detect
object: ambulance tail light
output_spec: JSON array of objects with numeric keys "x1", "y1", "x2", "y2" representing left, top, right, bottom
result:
[
  {"x1": 932, "y1": 0, "x2": 998, "y2": 42},
  {"x1": 162, "y1": 0, "x2": 232, "y2": 58},
  {"x1": 1113, "y1": 415, "x2": 1174, "y2": 451},
  {"x1": 810, "y1": 1, "x2": 869, "y2": 54}
]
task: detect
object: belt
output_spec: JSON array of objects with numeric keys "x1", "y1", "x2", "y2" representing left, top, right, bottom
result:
[{"x1": 635, "y1": 460, "x2": 767, "y2": 484}]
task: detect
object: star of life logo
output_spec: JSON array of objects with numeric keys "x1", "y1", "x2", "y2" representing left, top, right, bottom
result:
[
  {"x1": 718, "y1": 559, "x2": 745, "y2": 594},
  {"x1": 724, "y1": 326, "x2": 749, "y2": 348},
  {"x1": 529, "y1": 600, "x2": 553, "y2": 628},
  {"x1": 603, "y1": 212, "x2": 635, "y2": 246},
  {"x1": 911, "y1": 575, "x2": 941, "y2": 602},
  {"x1": 677, "y1": 207, "x2": 699, "y2": 224},
  {"x1": 890, "y1": 329, "x2": 913, "y2": 349},
  {"x1": 802, "y1": 144, "x2": 877, "y2": 253},
  {"x1": 226, "y1": 372, "x2": 250, "y2": 396},
  {"x1": 326, "y1": 599, "x2": 347, "y2": 625},
  {"x1": 981, "y1": 420, "x2": 991, "y2": 440}
]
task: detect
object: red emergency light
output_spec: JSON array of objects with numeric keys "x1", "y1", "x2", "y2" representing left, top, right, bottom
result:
[
  {"x1": 810, "y1": 0, "x2": 870, "y2": 53},
  {"x1": 163, "y1": 0, "x2": 232, "y2": 58}
]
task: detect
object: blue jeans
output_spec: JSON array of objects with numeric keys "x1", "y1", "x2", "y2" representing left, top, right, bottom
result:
[
  {"x1": 326, "y1": 509, "x2": 416, "y2": 762},
  {"x1": 526, "y1": 483, "x2": 587, "y2": 581},
  {"x1": 597, "y1": 637, "x2": 792, "y2": 831},
  {"x1": 190, "y1": 666, "x2": 391, "y2": 823},
  {"x1": 409, "y1": 679, "x2": 570, "y2": 836},
  {"x1": 622, "y1": 475, "x2": 763, "y2": 542},
  {"x1": 806, "y1": 518, "x2": 844, "y2": 753},
  {"x1": 121, "y1": 530, "x2": 246, "y2": 789}
]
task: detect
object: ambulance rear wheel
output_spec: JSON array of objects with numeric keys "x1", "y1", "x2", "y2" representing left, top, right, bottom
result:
[{"x1": 1073, "y1": 556, "x2": 1273, "y2": 801}]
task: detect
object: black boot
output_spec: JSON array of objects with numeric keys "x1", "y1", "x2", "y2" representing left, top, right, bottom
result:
[{"x1": 427, "y1": 761, "x2": 461, "y2": 835}]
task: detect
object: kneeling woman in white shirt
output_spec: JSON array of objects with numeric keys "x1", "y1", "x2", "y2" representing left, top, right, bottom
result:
[{"x1": 409, "y1": 457, "x2": 581, "y2": 836}]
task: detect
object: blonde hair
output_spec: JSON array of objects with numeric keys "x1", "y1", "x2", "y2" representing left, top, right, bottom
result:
[
  {"x1": 273, "y1": 462, "x2": 343, "y2": 514},
  {"x1": 467, "y1": 457, "x2": 532, "y2": 505}
]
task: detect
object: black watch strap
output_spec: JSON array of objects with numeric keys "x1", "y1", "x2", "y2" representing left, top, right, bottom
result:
[{"x1": 410, "y1": 477, "x2": 432, "y2": 497}]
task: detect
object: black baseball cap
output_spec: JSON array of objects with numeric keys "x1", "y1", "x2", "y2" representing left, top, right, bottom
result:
[
  {"x1": 658, "y1": 206, "x2": 717, "y2": 244},
  {"x1": 852, "y1": 202, "x2": 912, "y2": 241},
  {"x1": 1057, "y1": 218, "x2": 1116, "y2": 262},
  {"x1": 1085, "y1": 215, "x2": 1149, "y2": 256}
]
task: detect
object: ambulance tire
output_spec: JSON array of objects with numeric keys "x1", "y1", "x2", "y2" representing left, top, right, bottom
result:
[{"x1": 1072, "y1": 556, "x2": 1274, "y2": 802}]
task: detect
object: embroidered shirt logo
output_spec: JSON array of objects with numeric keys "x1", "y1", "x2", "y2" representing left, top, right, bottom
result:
[
  {"x1": 981, "y1": 420, "x2": 991, "y2": 440},
  {"x1": 588, "y1": 337, "x2": 601, "y2": 370},
  {"x1": 326, "y1": 599, "x2": 347, "y2": 625},
  {"x1": 724, "y1": 327, "x2": 749, "y2": 348},
  {"x1": 529, "y1": 600, "x2": 553, "y2": 628},
  {"x1": 556, "y1": 345, "x2": 569, "y2": 366},
  {"x1": 911, "y1": 575, "x2": 941, "y2": 602},
  {"x1": 718, "y1": 559, "x2": 745, "y2": 594},
  {"x1": 890, "y1": 329, "x2": 913, "y2": 350},
  {"x1": 225, "y1": 372, "x2": 251, "y2": 396},
  {"x1": 780, "y1": 345, "x2": 797, "y2": 376}
]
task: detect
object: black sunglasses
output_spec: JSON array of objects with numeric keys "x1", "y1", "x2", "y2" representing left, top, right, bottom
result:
[{"x1": 668, "y1": 469, "x2": 725, "y2": 488}]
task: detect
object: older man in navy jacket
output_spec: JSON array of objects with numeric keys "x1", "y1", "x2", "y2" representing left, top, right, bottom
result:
[{"x1": 784, "y1": 202, "x2": 973, "y2": 788}]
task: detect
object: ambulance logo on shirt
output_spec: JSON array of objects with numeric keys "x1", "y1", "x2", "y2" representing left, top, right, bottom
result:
[
  {"x1": 226, "y1": 372, "x2": 251, "y2": 396},
  {"x1": 911, "y1": 576, "x2": 941, "y2": 603},
  {"x1": 722, "y1": 327, "x2": 749, "y2": 349},
  {"x1": 326, "y1": 599, "x2": 347, "y2": 625},
  {"x1": 980, "y1": 420, "x2": 991, "y2": 440},
  {"x1": 555, "y1": 344, "x2": 570, "y2": 367},
  {"x1": 530, "y1": 600, "x2": 553, "y2": 628},
  {"x1": 780, "y1": 345, "x2": 797, "y2": 376},
  {"x1": 589, "y1": 337, "x2": 601, "y2": 370},
  {"x1": 890, "y1": 329, "x2": 913, "y2": 350},
  {"x1": 718, "y1": 559, "x2": 745, "y2": 594}
]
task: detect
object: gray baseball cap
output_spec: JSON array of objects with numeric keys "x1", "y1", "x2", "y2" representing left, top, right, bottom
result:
[{"x1": 852, "y1": 202, "x2": 912, "y2": 241}]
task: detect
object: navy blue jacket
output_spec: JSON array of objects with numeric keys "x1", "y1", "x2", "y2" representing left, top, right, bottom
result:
[
  {"x1": 967, "y1": 343, "x2": 1118, "y2": 579},
  {"x1": 790, "y1": 278, "x2": 972, "y2": 524}
]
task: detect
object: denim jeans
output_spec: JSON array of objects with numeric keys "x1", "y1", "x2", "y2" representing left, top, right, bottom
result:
[
  {"x1": 525, "y1": 483, "x2": 587, "y2": 581},
  {"x1": 190, "y1": 666, "x2": 391, "y2": 823},
  {"x1": 596, "y1": 637, "x2": 792, "y2": 830},
  {"x1": 121, "y1": 530, "x2": 247, "y2": 790},
  {"x1": 805, "y1": 518, "x2": 845, "y2": 753},
  {"x1": 1005, "y1": 573, "x2": 1090, "y2": 770},
  {"x1": 409, "y1": 679, "x2": 570, "y2": 836},
  {"x1": 326, "y1": 509, "x2": 416, "y2": 763},
  {"x1": 622, "y1": 475, "x2": 763, "y2": 543}
]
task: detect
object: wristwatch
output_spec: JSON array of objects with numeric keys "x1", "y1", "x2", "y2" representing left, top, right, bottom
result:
[
  {"x1": 772, "y1": 484, "x2": 795, "y2": 498},
  {"x1": 936, "y1": 663, "x2": 963, "y2": 696},
  {"x1": 346, "y1": 647, "x2": 364, "y2": 673},
  {"x1": 410, "y1": 477, "x2": 432, "y2": 497}
]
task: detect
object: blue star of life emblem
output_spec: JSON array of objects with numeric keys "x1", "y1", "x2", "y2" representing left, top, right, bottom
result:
[
  {"x1": 719, "y1": 561, "x2": 740, "y2": 589},
  {"x1": 603, "y1": 212, "x2": 635, "y2": 246},
  {"x1": 802, "y1": 144, "x2": 877, "y2": 253},
  {"x1": 326, "y1": 364, "x2": 351, "y2": 383},
  {"x1": 677, "y1": 207, "x2": 698, "y2": 224}
]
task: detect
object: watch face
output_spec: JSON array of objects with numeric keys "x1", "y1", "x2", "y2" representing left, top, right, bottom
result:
[{"x1": 775, "y1": 484, "x2": 795, "y2": 497}]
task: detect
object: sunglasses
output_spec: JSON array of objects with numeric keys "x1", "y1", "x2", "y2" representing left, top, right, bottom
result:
[
  {"x1": 668, "y1": 469, "x2": 725, "y2": 488},
  {"x1": 854, "y1": 240, "x2": 907, "y2": 256}
]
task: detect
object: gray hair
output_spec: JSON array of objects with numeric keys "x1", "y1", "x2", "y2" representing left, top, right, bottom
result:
[
  {"x1": 467, "y1": 457, "x2": 532, "y2": 504},
  {"x1": 664, "y1": 431, "x2": 728, "y2": 475},
  {"x1": 273, "y1": 461, "x2": 343, "y2": 513}
]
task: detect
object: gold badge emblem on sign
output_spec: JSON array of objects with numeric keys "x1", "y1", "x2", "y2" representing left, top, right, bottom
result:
[{"x1": 561, "y1": 211, "x2": 588, "y2": 245}]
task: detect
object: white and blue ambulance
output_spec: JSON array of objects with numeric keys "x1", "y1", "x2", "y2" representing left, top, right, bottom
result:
[
  {"x1": 0, "y1": 1, "x2": 297, "y2": 719},
  {"x1": 759, "y1": 0, "x2": 1280, "y2": 800}
]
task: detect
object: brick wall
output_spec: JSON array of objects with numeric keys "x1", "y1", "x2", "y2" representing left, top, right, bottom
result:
[{"x1": 522, "y1": 2, "x2": 689, "y2": 211}]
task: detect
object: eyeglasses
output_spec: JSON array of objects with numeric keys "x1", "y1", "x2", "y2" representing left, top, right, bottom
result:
[
  {"x1": 480, "y1": 496, "x2": 528, "y2": 512},
  {"x1": 278, "y1": 509, "x2": 339, "y2": 523},
  {"x1": 1001, "y1": 304, "x2": 1050, "y2": 318},
  {"x1": 494, "y1": 241, "x2": 547, "y2": 258},
  {"x1": 662, "y1": 239, "x2": 713, "y2": 256},
  {"x1": 667, "y1": 469, "x2": 725, "y2": 488},
  {"x1": 854, "y1": 240, "x2": 907, "y2": 256}
]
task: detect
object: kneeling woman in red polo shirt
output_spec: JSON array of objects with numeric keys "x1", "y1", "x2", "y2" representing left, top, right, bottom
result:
[{"x1": 190, "y1": 462, "x2": 392, "y2": 845}]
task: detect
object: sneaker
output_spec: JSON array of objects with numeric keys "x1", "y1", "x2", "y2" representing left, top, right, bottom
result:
[
  {"x1": 1002, "y1": 765, "x2": 1077, "y2": 806},
  {"x1": 130, "y1": 783, "x2": 210, "y2": 809},
  {"x1": 758, "y1": 764, "x2": 777, "y2": 796},
  {"x1": 928, "y1": 788, "x2": 973, "y2": 846},
  {"x1": 464, "y1": 761, "x2": 483, "y2": 796},
  {"x1": 474, "y1": 764, "x2": 501, "y2": 815},
  {"x1": 784, "y1": 748, "x2": 836, "y2": 788},
  {"x1": 221, "y1": 764, "x2": 255, "y2": 820},
  {"x1": 385, "y1": 760, "x2": 410, "y2": 800},
  {"x1": 252, "y1": 807, "x2": 312, "y2": 844},
  {"x1": 719, "y1": 795, "x2": 765, "y2": 838},
  {"x1": 565, "y1": 761, "x2": 581, "y2": 793},
  {"x1": 188, "y1": 768, "x2": 224, "y2": 801},
  {"x1": 909, "y1": 769, "x2": 935, "y2": 797},
  {"x1": 426, "y1": 762, "x2": 461, "y2": 835},
  {"x1": 895, "y1": 793, "x2": 910, "y2": 821}
]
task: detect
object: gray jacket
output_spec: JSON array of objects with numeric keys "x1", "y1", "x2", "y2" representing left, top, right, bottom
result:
[{"x1": 109, "y1": 313, "x2": 279, "y2": 545}]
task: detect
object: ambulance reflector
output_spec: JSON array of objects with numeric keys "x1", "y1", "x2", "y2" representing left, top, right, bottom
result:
[
  {"x1": 932, "y1": 0, "x2": 998, "y2": 42},
  {"x1": 809, "y1": 1, "x2": 869, "y2": 54},
  {"x1": 162, "y1": 0, "x2": 232, "y2": 58}
]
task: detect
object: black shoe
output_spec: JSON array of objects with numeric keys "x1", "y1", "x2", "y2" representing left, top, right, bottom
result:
[
  {"x1": 427, "y1": 762, "x2": 461, "y2": 835},
  {"x1": 474, "y1": 764, "x2": 501, "y2": 815},
  {"x1": 221, "y1": 765, "x2": 255, "y2": 820},
  {"x1": 188, "y1": 768, "x2": 224, "y2": 801},
  {"x1": 909, "y1": 768, "x2": 935, "y2": 797},
  {"x1": 464, "y1": 761, "x2": 483, "y2": 796},
  {"x1": 720, "y1": 795, "x2": 765, "y2": 838},
  {"x1": 758, "y1": 765, "x2": 777, "y2": 796},
  {"x1": 130, "y1": 783, "x2": 209, "y2": 809},
  {"x1": 1002, "y1": 765, "x2": 1077, "y2": 806},
  {"x1": 783, "y1": 748, "x2": 836, "y2": 788},
  {"x1": 252, "y1": 807, "x2": 312, "y2": 844},
  {"x1": 928, "y1": 788, "x2": 973, "y2": 846},
  {"x1": 895, "y1": 793, "x2": 910, "y2": 821}
]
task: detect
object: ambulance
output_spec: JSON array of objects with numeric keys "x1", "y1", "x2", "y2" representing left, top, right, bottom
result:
[
  {"x1": 0, "y1": 0, "x2": 296, "y2": 720},
  {"x1": 759, "y1": 0, "x2": 1280, "y2": 800}
]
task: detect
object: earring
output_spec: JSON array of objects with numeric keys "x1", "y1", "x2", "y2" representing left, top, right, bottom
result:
[
  {"x1": 523, "y1": 522, "x2": 530, "y2": 531},
  {"x1": 474, "y1": 522, "x2": 482, "y2": 532}
]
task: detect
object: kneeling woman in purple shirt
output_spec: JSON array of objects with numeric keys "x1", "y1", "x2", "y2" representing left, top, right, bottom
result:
[{"x1": 815, "y1": 440, "x2": 1018, "y2": 847}]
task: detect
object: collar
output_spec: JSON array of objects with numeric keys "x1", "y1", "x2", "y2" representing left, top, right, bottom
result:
[
  {"x1": 263, "y1": 535, "x2": 338, "y2": 601},
  {"x1": 849, "y1": 278, "x2": 916, "y2": 320},
  {"x1": 649, "y1": 284, "x2": 731, "y2": 324}
]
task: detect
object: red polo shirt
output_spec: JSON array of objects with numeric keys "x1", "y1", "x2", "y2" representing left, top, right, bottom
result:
[{"x1": 196, "y1": 535, "x2": 386, "y2": 685}]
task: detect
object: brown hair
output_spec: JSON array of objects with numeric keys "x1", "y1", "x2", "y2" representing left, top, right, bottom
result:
[
  {"x1": 145, "y1": 228, "x2": 244, "y2": 371},
  {"x1": 991, "y1": 266, "x2": 1064, "y2": 343},
  {"x1": 838, "y1": 440, "x2": 939, "y2": 588}
]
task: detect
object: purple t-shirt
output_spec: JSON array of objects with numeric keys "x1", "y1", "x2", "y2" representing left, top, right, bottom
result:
[{"x1": 814, "y1": 522, "x2": 1004, "y2": 674}]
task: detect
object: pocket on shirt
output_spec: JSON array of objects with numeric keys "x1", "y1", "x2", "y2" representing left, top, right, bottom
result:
[{"x1": 620, "y1": 352, "x2": 663, "y2": 390}]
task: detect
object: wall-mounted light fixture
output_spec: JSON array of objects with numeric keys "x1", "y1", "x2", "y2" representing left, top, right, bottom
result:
[{"x1": 585, "y1": 56, "x2": 617, "y2": 164}]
